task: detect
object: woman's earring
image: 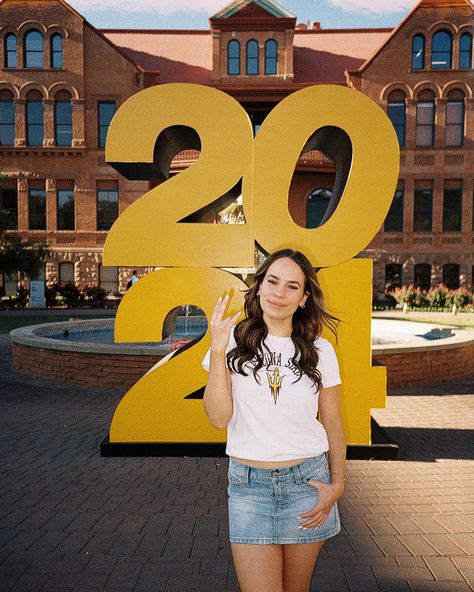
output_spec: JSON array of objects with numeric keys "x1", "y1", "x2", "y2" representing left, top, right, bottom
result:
[{"x1": 299, "y1": 302, "x2": 305, "y2": 309}]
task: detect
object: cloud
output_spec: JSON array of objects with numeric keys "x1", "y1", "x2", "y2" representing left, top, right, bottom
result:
[
  {"x1": 326, "y1": 0, "x2": 417, "y2": 14},
  {"x1": 69, "y1": 0, "x2": 226, "y2": 15}
]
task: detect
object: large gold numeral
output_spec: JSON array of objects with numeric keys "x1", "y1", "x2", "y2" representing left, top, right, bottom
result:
[
  {"x1": 104, "y1": 83, "x2": 399, "y2": 446},
  {"x1": 110, "y1": 267, "x2": 246, "y2": 442},
  {"x1": 103, "y1": 83, "x2": 254, "y2": 268},
  {"x1": 253, "y1": 84, "x2": 399, "y2": 266}
]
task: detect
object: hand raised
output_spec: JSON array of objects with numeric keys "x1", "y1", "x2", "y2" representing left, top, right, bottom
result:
[{"x1": 209, "y1": 294, "x2": 241, "y2": 354}]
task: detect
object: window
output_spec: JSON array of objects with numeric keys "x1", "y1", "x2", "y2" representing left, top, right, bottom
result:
[
  {"x1": 228, "y1": 40, "x2": 240, "y2": 75},
  {"x1": 306, "y1": 188, "x2": 332, "y2": 228},
  {"x1": 387, "y1": 95, "x2": 406, "y2": 147},
  {"x1": 443, "y1": 185, "x2": 462, "y2": 232},
  {"x1": 414, "y1": 187, "x2": 433, "y2": 232},
  {"x1": 99, "y1": 265, "x2": 118, "y2": 293},
  {"x1": 26, "y1": 94, "x2": 44, "y2": 146},
  {"x1": 4, "y1": 34, "x2": 16, "y2": 68},
  {"x1": 50, "y1": 34, "x2": 63, "y2": 68},
  {"x1": 54, "y1": 97, "x2": 72, "y2": 146},
  {"x1": 414, "y1": 264, "x2": 431, "y2": 290},
  {"x1": 57, "y1": 186, "x2": 74, "y2": 230},
  {"x1": 98, "y1": 101, "x2": 116, "y2": 148},
  {"x1": 265, "y1": 39, "x2": 277, "y2": 75},
  {"x1": 24, "y1": 30, "x2": 44, "y2": 68},
  {"x1": 412, "y1": 34, "x2": 425, "y2": 69},
  {"x1": 97, "y1": 185, "x2": 119, "y2": 230},
  {"x1": 28, "y1": 187, "x2": 46, "y2": 230},
  {"x1": 384, "y1": 187, "x2": 404, "y2": 232},
  {"x1": 416, "y1": 98, "x2": 435, "y2": 147},
  {"x1": 59, "y1": 262, "x2": 74, "y2": 284},
  {"x1": 385, "y1": 264, "x2": 402, "y2": 291},
  {"x1": 0, "y1": 182, "x2": 18, "y2": 229},
  {"x1": 445, "y1": 97, "x2": 464, "y2": 147},
  {"x1": 246, "y1": 39, "x2": 259, "y2": 75},
  {"x1": 459, "y1": 33, "x2": 472, "y2": 69},
  {"x1": 0, "y1": 94, "x2": 15, "y2": 146},
  {"x1": 431, "y1": 30, "x2": 452, "y2": 69},
  {"x1": 443, "y1": 263, "x2": 460, "y2": 289}
]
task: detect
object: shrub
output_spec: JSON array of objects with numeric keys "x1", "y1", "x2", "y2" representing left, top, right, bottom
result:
[
  {"x1": 388, "y1": 285, "x2": 429, "y2": 308},
  {"x1": 426, "y1": 284, "x2": 450, "y2": 308},
  {"x1": 84, "y1": 285, "x2": 109, "y2": 307},
  {"x1": 53, "y1": 282, "x2": 84, "y2": 307},
  {"x1": 388, "y1": 284, "x2": 473, "y2": 311}
]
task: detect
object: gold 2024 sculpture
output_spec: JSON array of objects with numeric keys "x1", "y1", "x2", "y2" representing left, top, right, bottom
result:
[{"x1": 102, "y1": 83, "x2": 399, "y2": 446}]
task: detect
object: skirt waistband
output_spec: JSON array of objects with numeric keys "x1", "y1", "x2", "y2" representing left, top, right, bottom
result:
[{"x1": 228, "y1": 453, "x2": 328, "y2": 485}]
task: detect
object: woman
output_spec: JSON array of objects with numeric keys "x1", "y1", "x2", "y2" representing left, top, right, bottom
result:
[{"x1": 202, "y1": 249, "x2": 346, "y2": 592}]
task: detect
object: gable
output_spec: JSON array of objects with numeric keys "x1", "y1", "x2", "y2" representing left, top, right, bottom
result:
[{"x1": 211, "y1": 0, "x2": 295, "y2": 20}]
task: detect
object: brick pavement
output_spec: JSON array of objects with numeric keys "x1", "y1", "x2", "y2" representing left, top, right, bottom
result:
[{"x1": 0, "y1": 333, "x2": 473, "y2": 592}]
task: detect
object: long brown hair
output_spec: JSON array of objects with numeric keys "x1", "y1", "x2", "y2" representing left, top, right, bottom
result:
[{"x1": 227, "y1": 249, "x2": 339, "y2": 391}]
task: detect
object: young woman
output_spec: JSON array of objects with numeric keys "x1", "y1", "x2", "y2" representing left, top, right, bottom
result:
[{"x1": 202, "y1": 249, "x2": 346, "y2": 592}]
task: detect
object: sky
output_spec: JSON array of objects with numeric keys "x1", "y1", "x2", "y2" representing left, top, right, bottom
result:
[{"x1": 67, "y1": 0, "x2": 419, "y2": 30}]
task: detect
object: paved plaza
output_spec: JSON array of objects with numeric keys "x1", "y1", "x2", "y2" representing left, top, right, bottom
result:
[{"x1": 1, "y1": 331, "x2": 473, "y2": 592}]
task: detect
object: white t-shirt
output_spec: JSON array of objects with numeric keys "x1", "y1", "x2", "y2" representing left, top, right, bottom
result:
[{"x1": 202, "y1": 329, "x2": 341, "y2": 462}]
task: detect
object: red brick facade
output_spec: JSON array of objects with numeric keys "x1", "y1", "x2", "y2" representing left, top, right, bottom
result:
[{"x1": 0, "y1": 0, "x2": 473, "y2": 296}]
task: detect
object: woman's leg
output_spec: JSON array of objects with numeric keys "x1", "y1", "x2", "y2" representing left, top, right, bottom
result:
[
  {"x1": 231, "y1": 543, "x2": 284, "y2": 592},
  {"x1": 282, "y1": 541, "x2": 325, "y2": 592}
]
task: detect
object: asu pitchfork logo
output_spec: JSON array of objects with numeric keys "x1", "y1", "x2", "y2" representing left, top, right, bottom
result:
[{"x1": 266, "y1": 368, "x2": 286, "y2": 405}]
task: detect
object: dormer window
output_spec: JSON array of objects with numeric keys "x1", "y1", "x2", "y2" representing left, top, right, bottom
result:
[
  {"x1": 246, "y1": 39, "x2": 259, "y2": 75},
  {"x1": 228, "y1": 39, "x2": 240, "y2": 75}
]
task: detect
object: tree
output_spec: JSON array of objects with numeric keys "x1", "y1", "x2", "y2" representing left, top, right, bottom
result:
[{"x1": 0, "y1": 193, "x2": 50, "y2": 282}]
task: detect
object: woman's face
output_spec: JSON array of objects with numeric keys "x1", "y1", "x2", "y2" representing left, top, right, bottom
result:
[{"x1": 258, "y1": 257, "x2": 309, "y2": 324}]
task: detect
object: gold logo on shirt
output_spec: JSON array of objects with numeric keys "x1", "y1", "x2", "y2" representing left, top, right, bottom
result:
[{"x1": 266, "y1": 368, "x2": 286, "y2": 405}]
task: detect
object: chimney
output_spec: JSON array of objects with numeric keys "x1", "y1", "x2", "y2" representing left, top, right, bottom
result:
[{"x1": 312, "y1": 22, "x2": 321, "y2": 30}]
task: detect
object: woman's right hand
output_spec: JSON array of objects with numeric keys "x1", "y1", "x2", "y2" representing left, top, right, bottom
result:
[{"x1": 209, "y1": 294, "x2": 241, "y2": 354}]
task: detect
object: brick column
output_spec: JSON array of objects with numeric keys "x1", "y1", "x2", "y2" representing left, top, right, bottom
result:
[
  {"x1": 405, "y1": 99, "x2": 417, "y2": 149},
  {"x1": 14, "y1": 99, "x2": 26, "y2": 147},
  {"x1": 72, "y1": 99, "x2": 85, "y2": 147},
  {"x1": 434, "y1": 98, "x2": 446, "y2": 149},
  {"x1": 43, "y1": 98, "x2": 55, "y2": 147},
  {"x1": 17, "y1": 178, "x2": 28, "y2": 230},
  {"x1": 432, "y1": 176, "x2": 443, "y2": 233},
  {"x1": 46, "y1": 178, "x2": 57, "y2": 230}
]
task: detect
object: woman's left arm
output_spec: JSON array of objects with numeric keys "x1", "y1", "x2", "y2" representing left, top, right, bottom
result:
[{"x1": 298, "y1": 385, "x2": 346, "y2": 529}]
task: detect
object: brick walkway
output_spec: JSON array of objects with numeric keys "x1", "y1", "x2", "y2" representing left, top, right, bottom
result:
[{"x1": 0, "y1": 333, "x2": 473, "y2": 592}]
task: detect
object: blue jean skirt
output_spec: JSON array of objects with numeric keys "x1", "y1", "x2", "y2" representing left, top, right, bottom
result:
[{"x1": 227, "y1": 454, "x2": 341, "y2": 544}]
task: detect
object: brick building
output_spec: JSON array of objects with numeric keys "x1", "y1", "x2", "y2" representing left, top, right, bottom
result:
[{"x1": 0, "y1": 0, "x2": 473, "y2": 296}]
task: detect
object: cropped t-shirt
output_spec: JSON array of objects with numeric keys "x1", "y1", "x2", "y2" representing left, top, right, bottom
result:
[{"x1": 202, "y1": 329, "x2": 341, "y2": 462}]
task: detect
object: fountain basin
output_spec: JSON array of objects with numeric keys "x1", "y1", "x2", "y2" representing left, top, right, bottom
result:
[{"x1": 9, "y1": 318, "x2": 474, "y2": 389}]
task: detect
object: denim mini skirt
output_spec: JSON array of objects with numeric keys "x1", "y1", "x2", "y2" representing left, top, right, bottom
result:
[{"x1": 227, "y1": 454, "x2": 341, "y2": 544}]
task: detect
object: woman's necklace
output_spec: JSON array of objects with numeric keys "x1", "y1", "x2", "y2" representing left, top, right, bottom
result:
[{"x1": 265, "y1": 334, "x2": 293, "y2": 356}]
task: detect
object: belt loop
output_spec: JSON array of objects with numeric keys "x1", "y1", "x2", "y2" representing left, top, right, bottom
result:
[
  {"x1": 292, "y1": 463, "x2": 304, "y2": 485},
  {"x1": 244, "y1": 464, "x2": 250, "y2": 486}
]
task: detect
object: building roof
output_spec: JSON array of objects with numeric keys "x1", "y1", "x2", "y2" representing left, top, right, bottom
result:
[{"x1": 102, "y1": 28, "x2": 392, "y2": 84}]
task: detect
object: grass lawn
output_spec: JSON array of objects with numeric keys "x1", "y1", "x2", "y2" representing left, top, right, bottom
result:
[
  {"x1": 0, "y1": 316, "x2": 72, "y2": 334},
  {"x1": 398, "y1": 315, "x2": 474, "y2": 328}
]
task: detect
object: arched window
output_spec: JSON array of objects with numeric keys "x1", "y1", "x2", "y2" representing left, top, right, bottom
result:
[
  {"x1": 246, "y1": 39, "x2": 259, "y2": 75},
  {"x1": 387, "y1": 90, "x2": 406, "y2": 147},
  {"x1": 385, "y1": 264, "x2": 402, "y2": 291},
  {"x1": 4, "y1": 34, "x2": 16, "y2": 68},
  {"x1": 459, "y1": 32, "x2": 472, "y2": 69},
  {"x1": 59, "y1": 262, "x2": 74, "y2": 284},
  {"x1": 414, "y1": 263, "x2": 431, "y2": 290},
  {"x1": 0, "y1": 91, "x2": 15, "y2": 146},
  {"x1": 415, "y1": 90, "x2": 435, "y2": 147},
  {"x1": 24, "y1": 29, "x2": 44, "y2": 68},
  {"x1": 54, "y1": 91, "x2": 72, "y2": 146},
  {"x1": 412, "y1": 34, "x2": 425, "y2": 69},
  {"x1": 26, "y1": 91, "x2": 44, "y2": 146},
  {"x1": 442, "y1": 263, "x2": 460, "y2": 289},
  {"x1": 227, "y1": 40, "x2": 240, "y2": 75},
  {"x1": 265, "y1": 39, "x2": 277, "y2": 75},
  {"x1": 306, "y1": 188, "x2": 332, "y2": 228},
  {"x1": 50, "y1": 34, "x2": 63, "y2": 68},
  {"x1": 431, "y1": 30, "x2": 452, "y2": 69},
  {"x1": 445, "y1": 89, "x2": 465, "y2": 147}
]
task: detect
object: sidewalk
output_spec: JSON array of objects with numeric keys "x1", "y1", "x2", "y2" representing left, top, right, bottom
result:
[{"x1": 0, "y1": 333, "x2": 473, "y2": 592}]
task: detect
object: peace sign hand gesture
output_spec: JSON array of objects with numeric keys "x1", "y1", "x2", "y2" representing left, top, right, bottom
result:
[{"x1": 209, "y1": 294, "x2": 241, "y2": 354}]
